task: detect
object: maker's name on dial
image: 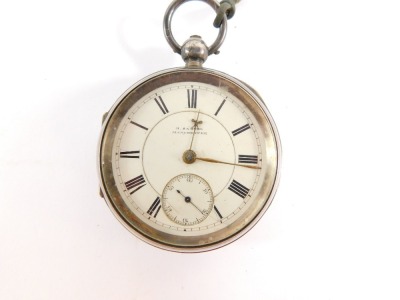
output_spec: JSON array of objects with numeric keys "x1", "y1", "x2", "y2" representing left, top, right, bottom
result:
[{"x1": 172, "y1": 126, "x2": 207, "y2": 135}]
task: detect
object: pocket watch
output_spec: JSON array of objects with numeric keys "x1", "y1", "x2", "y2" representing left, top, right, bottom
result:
[{"x1": 98, "y1": 0, "x2": 281, "y2": 252}]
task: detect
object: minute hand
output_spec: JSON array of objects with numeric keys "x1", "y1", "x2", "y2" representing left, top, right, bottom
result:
[{"x1": 196, "y1": 157, "x2": 261, "y2": 170}]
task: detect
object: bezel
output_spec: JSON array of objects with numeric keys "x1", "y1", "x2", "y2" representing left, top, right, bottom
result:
[{"x1": 98, "y1": 67, "x2": 281, "y2": 252}]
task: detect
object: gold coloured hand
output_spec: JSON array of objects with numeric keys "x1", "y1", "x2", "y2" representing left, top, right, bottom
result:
[
  {"x1": 189, "y1": 111, "x2": 201, "y2": 151},
  {"x1": 182, "y1": 111, "x2": 202, "y2": 165},
  {"x1": 196, "y1": 157, "x2": 261, "y2": 170}
]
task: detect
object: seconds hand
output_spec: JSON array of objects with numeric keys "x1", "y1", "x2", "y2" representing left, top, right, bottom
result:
[{"x1": 176, "y1": 190, "x2": 205, "y2": 215}]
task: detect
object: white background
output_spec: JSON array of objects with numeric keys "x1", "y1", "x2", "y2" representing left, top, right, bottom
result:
[{"x1": 1, "y1": 0, "x2": 400, "y2": 299}]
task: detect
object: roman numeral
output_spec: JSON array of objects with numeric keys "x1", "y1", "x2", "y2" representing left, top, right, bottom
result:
[
  {"x1": 147, "y1": 197, "x2": 161, "y2": 217},
  {"x1": 214, "y1": 99, "x2": 226, "y2": 116},
  {"x1": 214, "y1": 206, "x2": 223, "y2": 219},
  {"x1": 228, "y1": 180, "x2": 250, "y2": 199},
  {"x1": 125, "y1": 175, "x2": 146, "y2": 194},
  {"x1": 187, "y1": 89, "x2": 197, "y2": 108},
  {"x1": 155, "y1": 96, "x2": 169, "y2": 114},
  {"x1": 238, "y1": 155, "x2": 258, "y2": 164},
  {"x1": 120, "y1": 150, "x2": 140, "y2": 158},
  {"x1": 232, "y1": 124, "x2": 251, "y2": 136},
  {"x1": 130, "y1": 121, "x2": 148, "y2": 131}
]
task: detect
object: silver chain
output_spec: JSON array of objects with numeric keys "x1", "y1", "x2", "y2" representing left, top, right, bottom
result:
[{"x1": 213, "y1": 0, "x2": 241, "y2": 28}]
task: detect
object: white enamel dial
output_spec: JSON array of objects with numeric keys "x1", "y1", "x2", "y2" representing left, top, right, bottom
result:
[
  {"x1": 99, "y1": 69, "x2": 280, "y2": 251},
  {"x1": 114, "y1": 82, "x2": 261, "y2": 232}
]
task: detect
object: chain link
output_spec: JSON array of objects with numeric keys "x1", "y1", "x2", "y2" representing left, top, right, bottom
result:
[{"x1": 213, "y1": 0, "x2": 241, "y2": 28}]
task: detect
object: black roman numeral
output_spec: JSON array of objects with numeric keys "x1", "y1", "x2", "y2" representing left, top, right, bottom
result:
[
  {"x1": 130, "y1": 121, "x2": 148, "y2": 131},
  {"x1": 147, "y1": 197, "x2": 161, "y2": 217},
  {"x1": 120, "y1": 150, "x2": 140, "y2": 158},
  {"x1": 125, "y1": 175, "x2": 146, "y2": 194},
  {"x1": 238, "y1": 155, "x2": 258, "y2": 164},
  {"x1": 214, "y1": 206, "x2": 223, "y2": 219},
  {"x1": 155, "y1": 96, "x2": 169, "y2": 114},
  {"x1": 187, "y1": 89, "x2": 197, "y2": 108},
  {"x1": 214, "y1": 99, "x2": 226, "y2": 116},
  {"x1": 228, "y1": 180, "x2": 250, "y2": 199},
  {"x1": 232, "y1": 124, "x2": 251, "y2": 136}
]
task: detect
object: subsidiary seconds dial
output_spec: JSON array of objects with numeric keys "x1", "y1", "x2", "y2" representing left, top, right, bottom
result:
[{"x1": 162, "y1": 174, "x2": 214, "y2": 226}]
